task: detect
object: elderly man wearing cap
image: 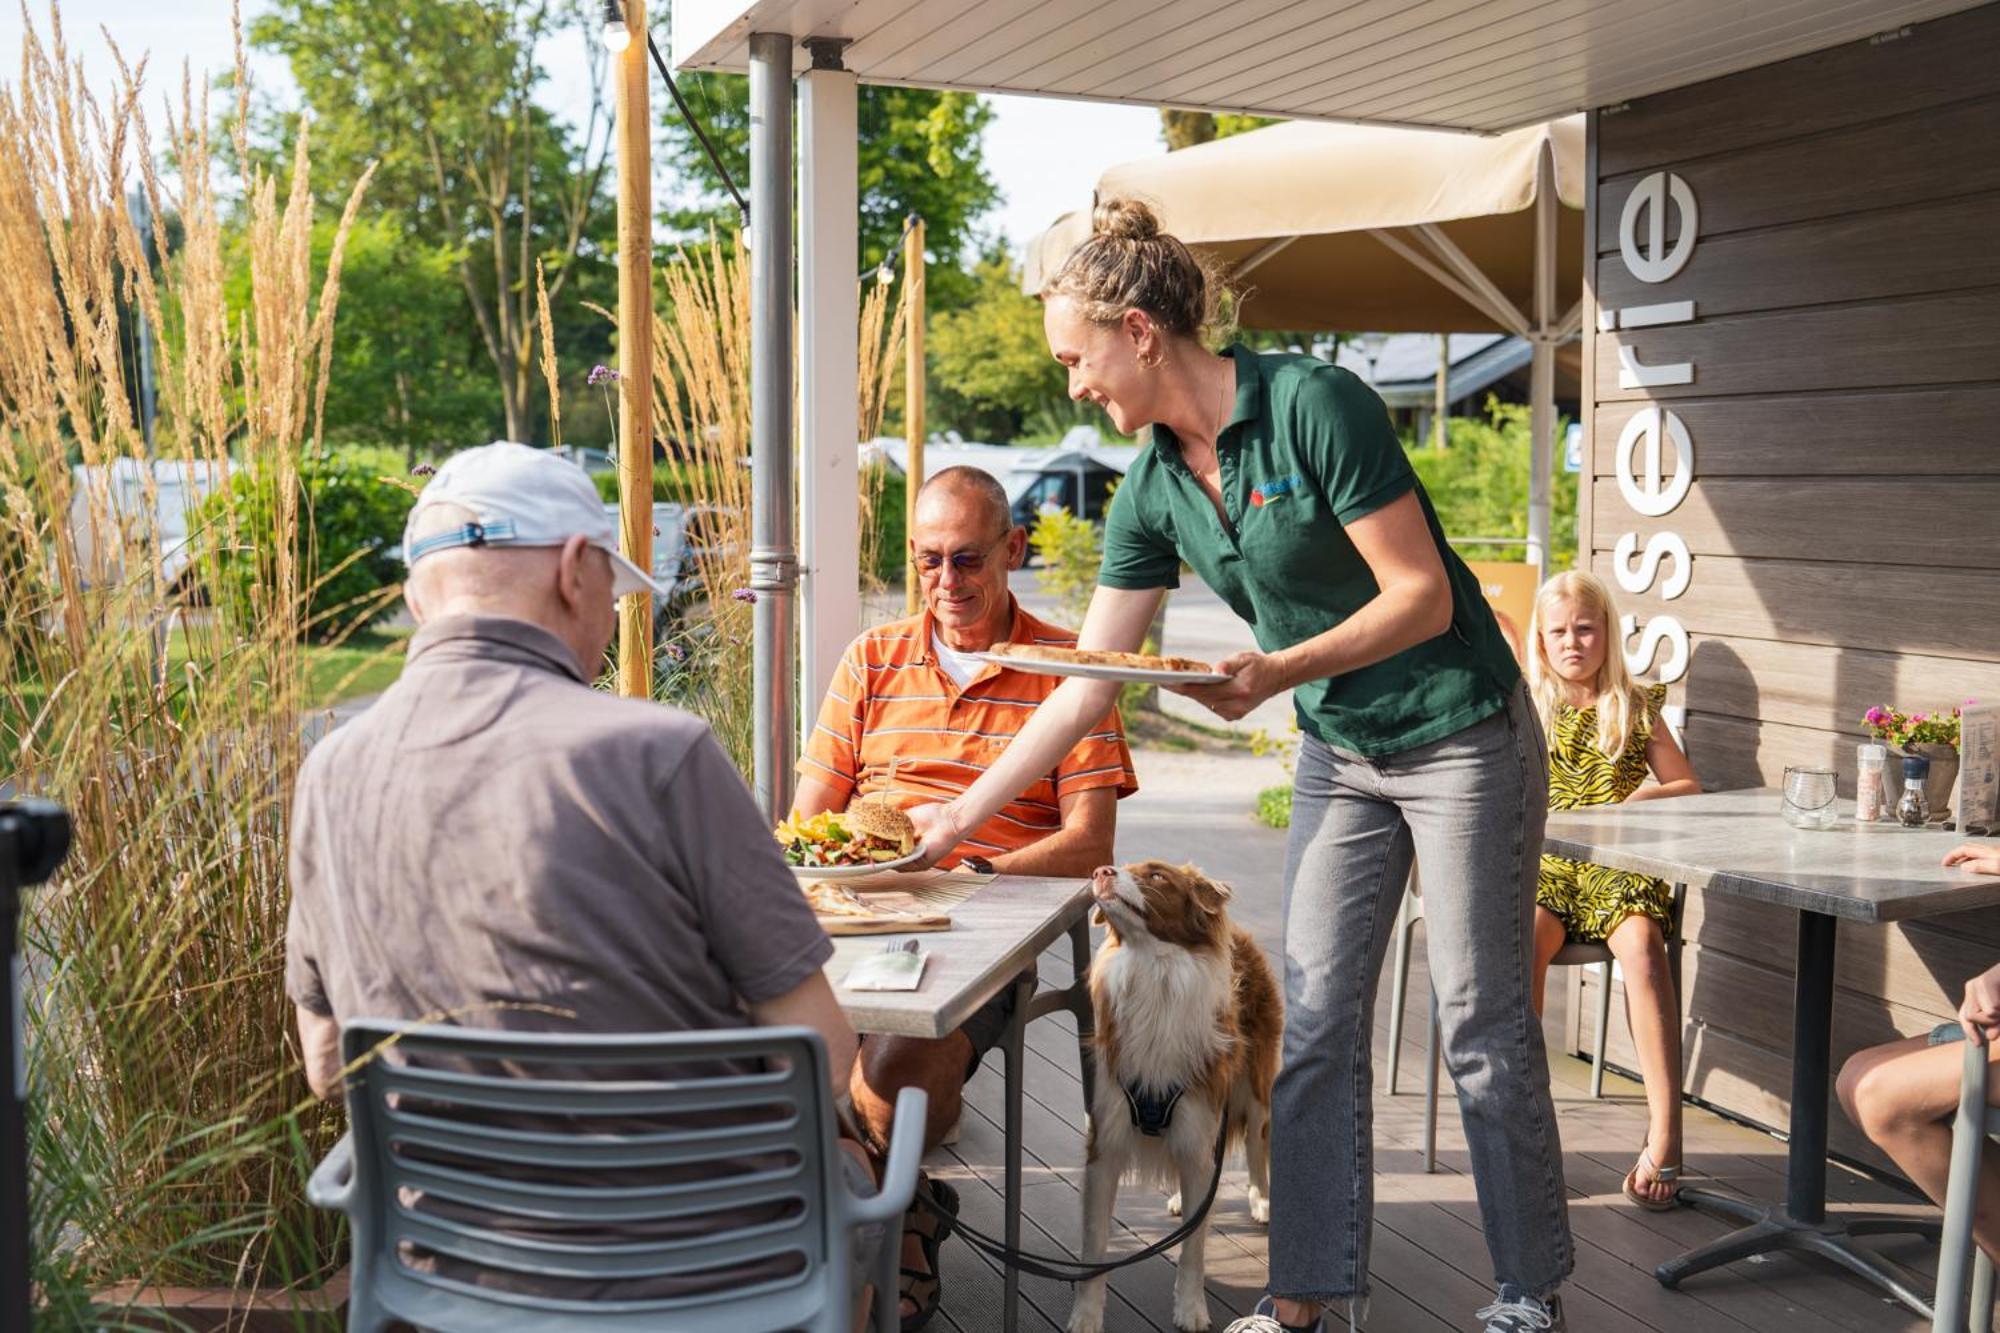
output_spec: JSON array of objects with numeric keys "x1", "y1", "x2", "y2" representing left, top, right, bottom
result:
[{"x1": 284, "y1": 442, "x2": 886, "y2": 1319}]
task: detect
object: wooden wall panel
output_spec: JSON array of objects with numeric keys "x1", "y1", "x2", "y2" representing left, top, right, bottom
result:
[
  {"x1": 1596, "y1": 96, "x2": 2000, "y2": 251},
  {"x1": 1593, "y1": 4, "x2": 2000, "y2": 176},
  {"x1": 1675, "y1": 637, "x2": 2000, "y2": 738},
  {"x1": 1594, "y1": 289, "x2": 2000, "y2": 403},
  {"x1": 1589, "y1": 477, "x2": 2000, "y2": 568},
  {"x1": 1596, "y1": 192, "x2": 2000, "y2": 317},
  {"x1": 1592, "y1": 389, "x2": 2000, "y2": 477},
  {"x1": 1586, "y1": 552, "x2": 2000, "y2": 661},
  {"x1": 1587, "y1": 5, "x2": 2000, "y2": 1161}
]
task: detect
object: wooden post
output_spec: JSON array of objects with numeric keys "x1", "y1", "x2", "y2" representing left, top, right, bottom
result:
[
  {"x1": 1434, "y1": 333, "x2": 1449, "y2": 449},
  {"x1": 903, "y1": 216, "x2": 926, "y2": 615},
  {"x1": 614, "y1": 0, "x2": 654, "y2": 697}
]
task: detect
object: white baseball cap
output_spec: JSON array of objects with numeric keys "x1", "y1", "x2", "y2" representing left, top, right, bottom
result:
[{"x1": 403, "y1": 441, "x2": 663, "y2": 598}]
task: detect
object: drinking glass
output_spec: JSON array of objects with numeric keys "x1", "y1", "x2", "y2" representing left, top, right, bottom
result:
[{"x1": 1780, "y1": 765, "x2": 1839, "y2": 829}]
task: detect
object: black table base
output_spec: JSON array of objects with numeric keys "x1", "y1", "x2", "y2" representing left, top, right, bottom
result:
[
  {"x1": 1660, "y1": 1185, "x2": 1942, "y2": 1318},
  {"x1": 1653, "y1": 909, "x2": 1943, "y2": 1320}
]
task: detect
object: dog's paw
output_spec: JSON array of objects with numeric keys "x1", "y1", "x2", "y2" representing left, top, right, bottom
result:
[
  {"x1": 1171, "y1": 1287, "x2": 1212, "y2": 1332},
  {"x1": 1248, "y1": 1188, "x2": 1270, "y2": 1225},
  {"x1": 1067, "y1": 1305, "x2": 1105, "y2": 1333},
  {"x1": 1166, "y1": 1189, "x2": 1183, "y2": 1217}
]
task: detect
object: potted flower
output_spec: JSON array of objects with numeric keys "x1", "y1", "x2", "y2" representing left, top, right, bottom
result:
[{"x1": 1863, "y1": 703, "x2": 1964, "y2": 819}]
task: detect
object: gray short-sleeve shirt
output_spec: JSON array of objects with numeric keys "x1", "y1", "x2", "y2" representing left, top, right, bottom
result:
[{"x1": 284, "y1": 614, "x2": 832, "y2": 1040}]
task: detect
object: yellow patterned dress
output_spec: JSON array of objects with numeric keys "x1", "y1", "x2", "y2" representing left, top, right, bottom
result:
[{"x1": 1538, "y1": 682, "x2": 1674, "y2": 942}]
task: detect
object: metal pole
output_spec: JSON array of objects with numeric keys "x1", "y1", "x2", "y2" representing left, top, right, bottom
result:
[
  {"x1": 902, "y1": 216, "x2": 926, "y2": 616},
  {"x1": 1527, "y1": 140, "x2": 1558, "y2": 573},
  {"x1": 1, "y1": 825, "x2": 27, "y2": 1333},
  {"x1": 613, "y1": 0, "x2": 655, "y2": 698},
  {"x1": 749, "y1": 32, "x2": 796, "y2": 819},
  {"x1": 1433, "y1": 333, "x2": 1448, "y2": 449},
  {"x1": 128, "y1": 189, "x2": 156, "y2": 453}
]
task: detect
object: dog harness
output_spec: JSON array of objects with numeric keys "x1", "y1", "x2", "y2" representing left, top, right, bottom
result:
[{"x1": 1121, "y1": 1079, "x2": 1186, "y2": 1137}]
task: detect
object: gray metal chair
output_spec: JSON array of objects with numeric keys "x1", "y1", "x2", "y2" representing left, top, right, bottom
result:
[
  {"x1": 307, "y1": 1019, "x2": 924, "y2": 1333},
  {"x1": 1396, "y1": 878, "x2": 1686, "y2": 1173},
  {"x1": 1933, "y1": 1027, "x2": 1998, "y2": 1332}
]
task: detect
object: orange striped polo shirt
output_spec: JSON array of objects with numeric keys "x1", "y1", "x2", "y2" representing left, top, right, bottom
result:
[{"x1": 798, "y1": 599, "x2": 1138, "y2": 863}]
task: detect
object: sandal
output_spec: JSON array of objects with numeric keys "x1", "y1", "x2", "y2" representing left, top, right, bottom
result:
[
  {"x1": 900, "y1": 1175, "x2": 959, "y2": 1332},
  {"x1": 1622, "y1": 1146, "x2": 1683, "y2": 1212}
]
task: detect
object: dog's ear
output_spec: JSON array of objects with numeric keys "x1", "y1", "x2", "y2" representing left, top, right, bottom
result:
[{"x1": 1182, "y1": 863, "x2": 1232, "y2": 914}]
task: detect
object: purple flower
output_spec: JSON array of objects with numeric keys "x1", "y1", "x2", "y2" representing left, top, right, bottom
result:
[
  {"x1": 731, "y1": 587, "x2": 757, "y2": 604},
  {"x1": 662, "y1": 642, "x2": 688, "y2": 663},
  {"x1": 1865, "y1": 707, "x2": 1887, "y2": 725},
  {"x1": 411, "y1": 462, "x2": 437, "y2": 477},
  {"x1": 587, "y1": 364, "x2": 621, "y2": 386}
]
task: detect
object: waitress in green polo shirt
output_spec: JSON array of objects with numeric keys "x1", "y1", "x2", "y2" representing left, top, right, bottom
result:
[{"x1": 908, "y1": 200, "x2": 1572, "y2": 1333}]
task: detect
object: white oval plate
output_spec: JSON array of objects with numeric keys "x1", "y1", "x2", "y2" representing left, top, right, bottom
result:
[
  {"x1": 786, "y1": 848, "x2": 926, "y2": 880},
  {"x1": 962, "y1": 652, "x2": 1230, "y2": 686}
]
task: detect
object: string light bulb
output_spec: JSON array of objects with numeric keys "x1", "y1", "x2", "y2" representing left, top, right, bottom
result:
[
  {"x1": 601, "y1": 0, "x2": 631, "y2": 53},
  {"x1": 875, "y1": 262, "x2": 894, "y2": 287}
]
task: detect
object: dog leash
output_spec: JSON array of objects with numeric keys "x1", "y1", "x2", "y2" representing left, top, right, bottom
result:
[{"x1": 910, "y1": 1114, "x2": 1231, "y2": 1282}]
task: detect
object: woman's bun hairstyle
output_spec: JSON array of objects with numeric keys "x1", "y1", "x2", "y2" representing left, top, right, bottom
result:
[{"x1": 1043, "y1": 196, "x2": 1222, "y2": 339}]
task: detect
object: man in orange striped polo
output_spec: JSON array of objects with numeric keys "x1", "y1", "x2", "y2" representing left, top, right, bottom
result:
[{"x1": 793, "y1": 466, "x2": 1136, "y2": 1327}]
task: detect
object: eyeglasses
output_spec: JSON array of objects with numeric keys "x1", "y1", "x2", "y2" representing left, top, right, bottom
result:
[{"x1": 911, "y1": 533, "x2": 1011, "y2": 576}]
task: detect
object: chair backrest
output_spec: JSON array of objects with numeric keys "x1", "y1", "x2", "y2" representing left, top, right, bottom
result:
[{"x1": 336, "y1": 1019, "x2": 852, "y2": 1333}]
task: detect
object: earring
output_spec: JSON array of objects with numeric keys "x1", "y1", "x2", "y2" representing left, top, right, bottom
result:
[{"x1": 1138, "y1": 349, "x2": 1163, "y2": 371}]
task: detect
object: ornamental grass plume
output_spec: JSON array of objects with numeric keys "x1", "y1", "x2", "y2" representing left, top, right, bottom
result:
[{"x1": 2, "y1": 4, "x2": 369, "y2": 1315}]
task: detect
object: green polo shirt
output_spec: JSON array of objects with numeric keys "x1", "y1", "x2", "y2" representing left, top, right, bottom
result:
[{"x1": 1099, "y1": 344, "x2": 1520, "y2": 756}]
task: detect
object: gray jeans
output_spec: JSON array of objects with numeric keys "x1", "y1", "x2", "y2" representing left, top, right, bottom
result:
[{"x1": 1271, "y1": 684, "x2": 1572, "y2": 1305}]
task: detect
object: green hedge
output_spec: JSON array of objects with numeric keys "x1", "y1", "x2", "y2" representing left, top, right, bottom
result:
[{"x1": 197, "y1": 455, "x2": 415, "y2": 644}]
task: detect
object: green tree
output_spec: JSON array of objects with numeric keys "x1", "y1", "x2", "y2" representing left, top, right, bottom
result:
[
  {"x1": 251, "y1": 0, "x2": 614, "y2": 442},
  {"x1": 280, "y1": 218, "x2": 493, "y2": 462},
  {"x1": 1159, "y1": 108, "x2": 1280, "y2": 149},
  {"x1": 659, "y1": 77, "x2": 999, "y2": 300},
  {"x1": 1408, "y1": 397, "x2": 1578, "y2": 571},
  {"x1": 927, "y1": 250, "x2": 1079, "y2": 441}
]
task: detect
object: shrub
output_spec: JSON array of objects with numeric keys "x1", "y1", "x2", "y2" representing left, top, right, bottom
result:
[
  {"x1": 1254, "y1": 784, "x2": 1293, "y2": 829},
  {"x1": 1029, "y1": 506, "x2": 1102, "y2": 629},
  {"x1": 199, "y1": 453, "x2": 415, "y2": 643}
]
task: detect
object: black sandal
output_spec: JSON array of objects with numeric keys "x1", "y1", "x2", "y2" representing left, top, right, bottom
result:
[{"x1": 900, "y1": 1176, "x2": 959, "y2": 1333}]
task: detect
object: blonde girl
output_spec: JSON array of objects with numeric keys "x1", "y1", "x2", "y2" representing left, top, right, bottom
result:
[{"x1": 1528, "y1": 570, "x2": 1701, "y2": 1210}]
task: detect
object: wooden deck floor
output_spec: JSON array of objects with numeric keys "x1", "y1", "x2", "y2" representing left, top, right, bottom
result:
[{"x1": 922, "y1": 930, "x2": 1963, "y2": 1333}]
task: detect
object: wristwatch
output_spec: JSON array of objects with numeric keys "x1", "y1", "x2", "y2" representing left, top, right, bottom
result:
[{"x1": 959, "y1": 854, "x2": 995, "y2": 875}]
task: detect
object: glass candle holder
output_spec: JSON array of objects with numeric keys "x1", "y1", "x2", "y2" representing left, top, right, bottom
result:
[{"x1": 1780, "y1": 765, "x2": 1839, "y2": 830}]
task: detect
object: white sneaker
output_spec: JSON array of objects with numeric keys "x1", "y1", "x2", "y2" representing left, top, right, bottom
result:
[
  {"x1": 1223, "y1": 1295, "x2": 1364, "y2": 1333},
  {"x1": 1476, "y1": 1294, "x2": 1565, "y2": 1332}
]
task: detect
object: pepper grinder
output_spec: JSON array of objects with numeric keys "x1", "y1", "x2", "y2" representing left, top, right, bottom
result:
[{"x1": 1895, "y1": 755, "x2": 1931, "y2": 827}]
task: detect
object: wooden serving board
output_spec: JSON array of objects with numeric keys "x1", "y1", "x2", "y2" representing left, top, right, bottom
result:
[{"x1": 818, "y1": 913, "x2": 952, "y2": 936}]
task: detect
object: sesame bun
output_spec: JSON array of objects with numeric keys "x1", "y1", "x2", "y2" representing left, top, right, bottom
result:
[{"x1": 847, "y1": 798, "x2": 916, "y2": 855}]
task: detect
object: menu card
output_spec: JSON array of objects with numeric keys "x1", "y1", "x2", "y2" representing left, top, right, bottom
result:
[{"x1": 1959, "y1": 703, "x2": 1999, "y2": 836}]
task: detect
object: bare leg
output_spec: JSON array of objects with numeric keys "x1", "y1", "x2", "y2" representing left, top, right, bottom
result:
[
  {"x1": 1068, "y1": 1136, "x2": 1123, "y2": 1333},
  {"x1": 851, "y1": 1032, "x2": 974, "y2": 1319},
  {"x1": 1838, "y1": 1034, "x2": 2000, "y2": 1260},
  {"x1": 1531, "y1": 906, "x2": 1567, "y2": 1019},
  {"x1": 1604, "y1": 914, "x2": 1682, "y2": 1203}
]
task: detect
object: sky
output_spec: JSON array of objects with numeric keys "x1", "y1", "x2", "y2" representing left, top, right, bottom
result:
[{"x1": 1, "y1": 0, "x2": 1167, "y2": 257}]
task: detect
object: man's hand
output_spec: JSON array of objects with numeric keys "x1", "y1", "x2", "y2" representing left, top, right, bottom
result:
[
  {"x1": 1963, "y1": 962, "x2": 2000, "y2": 1043},
  {"x1": 1945, "y1": 843, "x2": 2000, "y2": 877},
  {"x1": 1171, "y1": 649, "x2": 1294, "y2": 722},
  {"x1": 903, "y1": 801, "x2": 964, "y2": 870}
]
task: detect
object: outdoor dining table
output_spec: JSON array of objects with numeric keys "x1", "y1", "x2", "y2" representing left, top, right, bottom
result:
[
  {"x1": 1545, "y1": 787, "x2": 2000, "y2": 1318},
  {"x1": 824, "y1": 872, "x2": 1097, "y2": 1331}
]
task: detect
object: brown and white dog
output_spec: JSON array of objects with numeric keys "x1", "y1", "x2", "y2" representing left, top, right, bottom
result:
[{"x1": 1069, "y1": 860, "x2": 1283, "y2": 1333}]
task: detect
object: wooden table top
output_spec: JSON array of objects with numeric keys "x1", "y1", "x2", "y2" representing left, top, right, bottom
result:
[
  {"x1": 1544, "y1": 787, "x2": 2000, "y2": 923},
  {"x1": 824, "y1": 873, "x2": 1094, "y2": 1038}
]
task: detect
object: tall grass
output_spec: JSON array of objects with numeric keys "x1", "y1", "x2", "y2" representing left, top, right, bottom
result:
[
  {"x1": 2, "y1": 6, "x2": 367, "y2": 1318},
  {"x1": 642, "y1": 233, "x2": 906, "y2": 775}
]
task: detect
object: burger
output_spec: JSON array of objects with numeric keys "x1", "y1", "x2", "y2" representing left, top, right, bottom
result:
[{"x1": 844, "y1": 798, "x2": 917, "y2": 860}]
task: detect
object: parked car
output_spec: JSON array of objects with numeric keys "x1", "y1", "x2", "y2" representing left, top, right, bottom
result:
[{"x1": 604, "y1": 501, "x2": 740, "y2": 635}]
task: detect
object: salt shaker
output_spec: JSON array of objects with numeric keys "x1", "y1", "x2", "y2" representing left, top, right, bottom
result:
[
  {"x1": 1855, "y1": 743, "x2": 1887, "y2": 823},
  {"x1": 1895, "y1": 755, "x2": 1931, "y2": 827}
]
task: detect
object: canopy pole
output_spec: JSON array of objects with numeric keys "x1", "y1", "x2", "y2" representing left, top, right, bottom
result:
[
  {"x1": 1527, "y1": 140, "x2": 1559, "y2": 574},
  {"x1": 1434, "y1": 334, "x2": 1448, "y2": 449},
  {"x1": 902, "y1": 216, "x2": 927, "y2": 615},
  {"x1": 613, "y1": 0, "x2": 654, "y2": 698},
  {"x1": 1366, "y1": 228, "x2": 1529, "y2": 338},
  {"x1": 749, "y1": 31, "x2": 796, "y2": 818},
  {"x1": 797, "y1": 41, "x2": 859, "y2": 749}
]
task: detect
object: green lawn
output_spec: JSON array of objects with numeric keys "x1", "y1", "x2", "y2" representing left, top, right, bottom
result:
[{"x1": 300, "y1": 626, "x2": 411, "y2": 707}]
